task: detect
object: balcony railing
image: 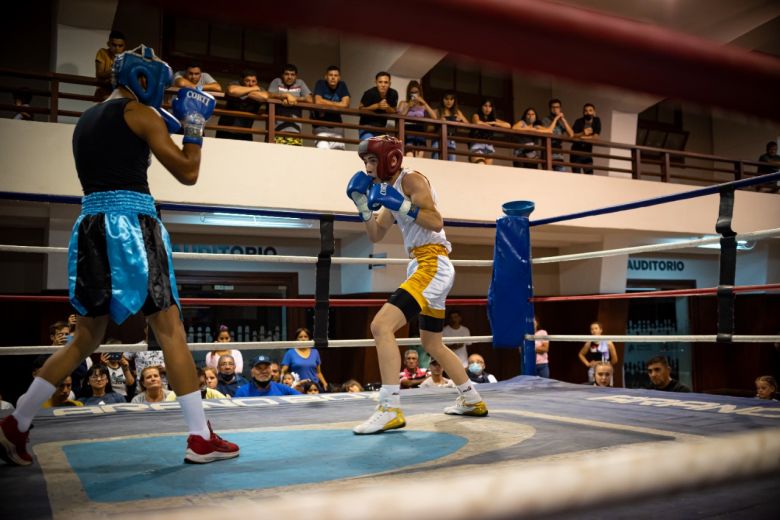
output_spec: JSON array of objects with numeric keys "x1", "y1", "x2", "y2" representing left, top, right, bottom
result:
[{"x1": 1, "y1": 68, "x2": 778, "y2": 191}]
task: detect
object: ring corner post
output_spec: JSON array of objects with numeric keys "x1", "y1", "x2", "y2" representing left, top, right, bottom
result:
[{"x1": 487, "y1": 201, "x2": 536, "y2": 375}]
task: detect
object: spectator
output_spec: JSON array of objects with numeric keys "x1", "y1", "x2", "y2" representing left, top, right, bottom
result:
[
  {"x1": 755, "y1": 375, "x2": 778, "y2": 400},
  {"x1": 300, "y1": 381, "x2": 320, "y2": 395},
  {"x1": 270, "y1": 362, "x2": 281, "y2": 383},
  {"x1": 173, "y1": 63, "x2": 222, "y2": 92},
  {"x1": 215, "y1": 70, "x2": 268, "y2": 141},
  {"x1": 76, "y1": 365, "x2": 125, "y2": 406},
  {"x1": 125, "y1": 321, "x2": 167, "y2": 389},
  {"x1": 539, "y1": 98, "x2": 574, "y2": 172},
  {"x1": 512, "y1": 107, "x2": 542, "y2": 169},
  {"x1": 215, "y1": 354, "x2": 248, "y2": 397},
  {"x1": 12, "y1": 88, "x2": 33, "y2": 121},
  {"x1": 234, "y1": 355, "x2": 301, "y2": 397},
  {"x1": 94, "y1": 30, "x2": 126, "y2": 100},
  {"x1": 268, "y1": 63, "x2": 312, "y2": 146},
  {"x1": 203, "y1": 367, "x2": 220, "y2": 391},
  {"x1": 343, "y1": 379, "x2": 364, "y2": 393},
  {"x1": 397, "y1": 80, "x2": 436, "y2": 157},
  {"x1": 646, "y1": 356, "x2": 690, "y2": 392},
  {"x1": 204, "y1": 325, "x2": 244, "y2": 374},
  {"x1": 0, "y1": 393, "x2": 15, "y2": 412},
  {"x1": 442, "y1": 310, "x2": 471, "y2": 367},
  {"x1": 578, "y1": 321, "x2": 618, "y2": 383},
  {"x1": 420, "y1": 358, "x2": 456, "y2": 388},
  {"x1": 400, "y1": 349, "x2": 429, "y2": 389},
  {"x1": 592, "y1": 361, "x2": 613, "y2": 387},
  {"x1": 469, "y1": 98, "x2": 510, "y2": 165},
  {"x1": 571, "y1": 103, "x2": 601, "y2": 174},
  {"x1": 432, "y1": 91, "x2": 468, "y2": 161},
  {"x1": 281, "y1": 372, "x2": 297, "y2": 388},
  {"x1": 198, "y1": 368, "x2": 226, "y2": 399},
  {"x1": 98, "y1": 341, "x2": 134, "y2": 401},
  {"x1": 281, "y1": 327, "x2": 329, "y2": 391},
  {"x1": 467, "y1": 353, "x2": 497, "y2": 383},
  {"x1": 533, "y1": 317, "x2": 550, "y2": 378},
  {"x1": 131, "y1": 366, "x2": 177, "y2": 403},
  {"x1": 312, "y1": 65, "x2": 351, "y2": 150},
  {"x1": 49, "y1": 320, "x2": 70, "y2": 347},
  {"x1": 49, "y1": 320, "x2": 90, "y2": 396},
  {"x1": 41, "y1": 376, "x2": 82, "y2": 408},
  {"x1": 67, "y1": 313, "x2": 78, "y2": 335},
  {"x1": 358, "y1": 71, "x2": 398, "y2": 140},
  {"x1": 757, "y1": 141, "x2": 780, "y2": 193}
]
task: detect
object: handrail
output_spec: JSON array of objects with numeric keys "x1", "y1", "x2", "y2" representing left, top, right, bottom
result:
[{"x1": 2, "y1": 67, "x2": 779, "y2": 190}]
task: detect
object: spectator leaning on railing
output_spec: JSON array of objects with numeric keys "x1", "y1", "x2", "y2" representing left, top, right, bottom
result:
[
  {"x1": 469, "y1": 98, "x2": 510, "y2": 166},
  {"x1": 174, "y1": 63, "x2": 222, "y2": 93},
  {"x1": 358, "y1": 71, "x2": 398, "y2": 140},
  {"x1": 512, "y1": 107, "x2": 543, "y2": 169},
  {"x1": 757, "y1": 141, "x2": 780, "y2": 193},
  {"x1": 540, "y1": 98, "x2": 574, "y2": 172},
  {"x1": 94, "y1": 30, "x2": 126, "y2": 100},
  {"x1": 215, "y1": 69, "x2": 268, "y2": 141},
  {"x1": 312, "y1": 65, "x2": 351, "y2": 150},
  {"x1": 571, "y1": 103, "x2": 601, "y2": 174},
  {"x1": 269, "y1": 63, "x2": 312, "y2": 146},
  {"x1": 432, "y1": 91, "x2": 468, "y2": 161}
]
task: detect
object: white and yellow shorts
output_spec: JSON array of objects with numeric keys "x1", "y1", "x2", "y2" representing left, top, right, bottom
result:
[{"x1": 399, "y1": 244, "x2": 454, "y2": 319}]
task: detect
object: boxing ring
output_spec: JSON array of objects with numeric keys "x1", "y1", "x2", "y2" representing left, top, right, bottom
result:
[{"x1": 1, "y1": 170, "x2": 780, "y2": 519}]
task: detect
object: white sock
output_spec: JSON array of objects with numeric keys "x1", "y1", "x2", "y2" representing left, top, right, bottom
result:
[
  {"x1": 177, "y1": 391, "x2": 210, "y2": 440},
  {"x1": 379, "y1": 385, "x2": 401, "y2": 408},
  {"x1": 13, "y1": 377, "x2": 56, "y2": 432},
  {"x1": 457, "y1": 381, "x2": 481, "y2": 404}
]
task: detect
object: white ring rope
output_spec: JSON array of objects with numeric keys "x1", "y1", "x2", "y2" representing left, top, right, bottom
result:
[
  {"x1": 145, "y1": 426, "x2": 780, "y2": 520},
  {"x1": 1, "y1": 226, "x2": 778, "y2": 267},
  {"x1": 2, "y1": 334, "x2": 779, "y2": 355}
]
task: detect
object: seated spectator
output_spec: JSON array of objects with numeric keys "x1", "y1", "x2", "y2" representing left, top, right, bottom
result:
[
  {"x1": 533, "y1": 317, "x2": 550, "y2": 378},
  {"x1": 281, "y1": 327, "x2": 329, "y2": 391},
  {"x1": 99, "y1": 340, "x2": 134, "y2": 401},
  {"x1": 197, "y1": 368, "x2": 227, "y2": 399},
  {"x1": 571, "y1": 103, "x2": 601, "y2": 174},
  {"x1": 646, "y1": 356, "x2": 690, "y2": 392},
  {"x1": 358, "y1": 71, "x2": 398, "y2": 140},
  {"x1": 42, "y1": 376, "x2": 82, "y2": 408},
  {"x1": 281, "y1": 372, "x2": 298, "y2": 388},
  {"x1": 512, "y1": 107, "x2": 542, "y2": 169},
  {"x1": 757, "y1": 141, "x2": 780, "y2": 193},
  {"x1": 270, "y1": 362, "x2": 281, "y2": 383},
  {"x1": 77, "y1": 365, "x2": 125, "y2": 406},
  {"x1": 300, "y1": 381, "x2": 320, "y2": 395},
  {"x1": 0, "y1": 393, "x2": 15, "y2": 412},
  {"x1": 755, "y1": 375, "x2": 778, "y2": 400},
  {"x1": 173, "y1": 63, "x2": 222, "y2": 92},
  {"x1": 94, "y1": 30, "x2": 126, "y2": 100},
  {"x1": 131, "y1": 366, "x2": 177, "y2": 403},
  {"x1": 343, "y1": 379, "x2": 364, "y2": 393},
  {"x1": 312, "y1": 65, "x2": 351, "y2": 150},
  {"x1": 592, "y1": 362, "x2": 613, "y2": 387},
  {"x1": 67, "y1": 313, "x2": 78, "y2": 335},
  {"x1": 203, "y1": 367, "x2": 220, "y2": 391},
  {"x1": 400, "y1": 349, "x2": 429, "y2": 388},
  {"x1": 234, "y1": 355, "x2": 301, "y2": 397},
  {"x1": 48, "y1": 320, "x2": 90, "y2": 396},
  {"x1": 469, "y1": 98, "x2": 510, "y2": 165},
  {"x1": 467, "y1": 353, "x2": 497, "y2": 383},
  {"x1": 215, "y1": 354, "x2": 248, "y2": 397},
  {"x1": 397, "y1": 80, "x2": 436, "y2": 157},
  {"x1": 420, "y1": 358, "x2": 455, "y2": 388},
  {"x1": 215, "y1": 70, "x2": 268, "y2": 141},
  {"x1": 578, "y1": 322, "x2": 618, "y2": 383},
  {"x1": 432, "y1": 91, "x2": 468, "y2": 161},
  {"x1": 204, "y1": 325, "x2": 244, "y2": 374},
  {"x1": 268, "y1": 63, "x2": 312, "y2": 146},
  {"x1": 12, "y1": 88, "x2": 33, "y2": 121},
  {"x1": 539, "y1": 98, "x2": 574, "y2": 172}
]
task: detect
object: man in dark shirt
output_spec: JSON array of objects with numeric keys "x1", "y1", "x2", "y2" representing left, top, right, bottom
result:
[
  {"x1": 757, "y1": 141, "x2": 780, "y2": 192},
  {"x1": 313, "y1": 65, "x2": 351, "y2": 150},
  {"x1": 358, "y1": 71, "x2": 398, "y2": 140},
  {"x1": 234, "y1": 355, "x2": 301, "y2": 397},
  {"x1": 647, "y1": 356, "x2": 690, "y2": 392},
  {"x1": 571, "y1": 103, "x2": 601, "y2": 174},
  {"x1": 215, "y1": 69, "x2": 268, "y2": 141}
]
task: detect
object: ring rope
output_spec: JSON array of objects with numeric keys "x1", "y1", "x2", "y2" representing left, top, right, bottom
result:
[{"x1": 1, "y1": 226, "x2": 778, "y2": 267}]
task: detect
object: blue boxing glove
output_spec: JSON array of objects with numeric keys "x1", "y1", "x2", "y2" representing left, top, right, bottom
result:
[
  {"x1": 156, "y1": 107, "x2": 182, "y2": 134},
  {"x1": 367, "y1": 182, "x2": 419, "y2": 219},
  {"x1": 346, "y1": 171, "x2": 374, "y2": 221},
  {"x1": 171, "y1": 87, "x2": 216, "y2": 146}
]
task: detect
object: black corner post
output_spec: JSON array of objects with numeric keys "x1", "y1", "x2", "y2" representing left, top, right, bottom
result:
[
  {"x1": 314, "y1": 215, "x2": 335, "y2": 348},
  {"x1": 715, "y1": 188, "x2": 736, "y2": 343}
]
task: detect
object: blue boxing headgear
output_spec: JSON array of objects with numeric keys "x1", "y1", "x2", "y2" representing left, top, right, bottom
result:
[{"x1": 112, "y1": 45, "x2": 172, "y2": 109}]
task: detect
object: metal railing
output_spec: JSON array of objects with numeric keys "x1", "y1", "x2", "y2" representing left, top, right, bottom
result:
[{"x1": 2, "y1": 68, "x2": 778, "y2": 190}]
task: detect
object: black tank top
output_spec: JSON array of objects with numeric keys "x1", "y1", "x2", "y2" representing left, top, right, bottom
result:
[{"x1": 72, "y1": 98, "x2": 151, "y2": 195}]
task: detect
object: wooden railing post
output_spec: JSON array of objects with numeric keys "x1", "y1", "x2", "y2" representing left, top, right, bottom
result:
[
  {"x1": 49, "y1": 79, "x2": 59, "y2": 123},
  {"x1": 662, "y1": 152, "x2": 671, "y2": 182},
  {"x1": 266, "y1": 102, "x2": 275, "y2": 143},
  {"x1": 631, "y1": 148, "x2": 641, "y2": 179},
  {"x1": 544, "y1": 137, "x2": 553, "y2": 170},
  {"x1": 734, "y1": 161, "x2": 743, "y2": 181},
  {"x1": 439, "y1": 122, "x2": 448, "y2": 160}
]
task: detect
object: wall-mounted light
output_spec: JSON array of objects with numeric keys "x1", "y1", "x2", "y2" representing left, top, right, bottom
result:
[{"x1": 199, "y1": 212, "x2": 314, "y2": 229}]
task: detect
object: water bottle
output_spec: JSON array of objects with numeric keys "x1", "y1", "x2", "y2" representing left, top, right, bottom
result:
[
  {"x1": 205, "y1": 326, "x2": 212, "y2": 342},
  {"x1": 187, "y1": 326, "x2": 194, "y2": 343},
  {"x1": 196, "y1": 326, "x2": 203, "y2": 343}
]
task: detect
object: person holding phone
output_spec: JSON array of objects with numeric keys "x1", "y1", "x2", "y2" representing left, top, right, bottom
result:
[{"x1": 100, "y1": 340, "x2": 134, "y2": 401}]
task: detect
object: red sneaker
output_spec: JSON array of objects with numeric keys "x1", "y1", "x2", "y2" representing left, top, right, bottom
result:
[
  {"x1": 0, "y1": 415, "x2": 32, "y2": 466},
  {"x1": 184, "y1": 422, "x2": 239, "y2": 464}
]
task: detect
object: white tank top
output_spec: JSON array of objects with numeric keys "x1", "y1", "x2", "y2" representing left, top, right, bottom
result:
[{"x1": 390, "y1": 169, "x2": 452, "y2": 255}]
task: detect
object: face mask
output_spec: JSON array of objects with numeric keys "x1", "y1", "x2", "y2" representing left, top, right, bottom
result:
[{"x1": 468, "y1": 363, "x2": 483, "y2": 375}]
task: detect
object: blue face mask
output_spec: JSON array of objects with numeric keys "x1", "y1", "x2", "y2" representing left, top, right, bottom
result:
[{"x1": 468, "y1": 363, "x2": 483, "y2": 375}]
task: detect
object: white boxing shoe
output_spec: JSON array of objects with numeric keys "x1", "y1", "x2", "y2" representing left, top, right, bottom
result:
[{"x1": 353, "y1": 405, "x2": 406, "y2": 435}]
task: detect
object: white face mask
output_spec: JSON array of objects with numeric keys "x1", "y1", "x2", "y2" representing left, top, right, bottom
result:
[{"x1": 468, "y1": 363, "x2": 483, "y2": 375}]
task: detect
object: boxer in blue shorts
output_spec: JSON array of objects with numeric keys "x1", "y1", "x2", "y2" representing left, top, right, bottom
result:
[
  {"x1": 347, "y1": 135, "x2": 488, "y2": 434},
  {"x1": 0, "y1": 45, "x2": 238, "y2": 465}
]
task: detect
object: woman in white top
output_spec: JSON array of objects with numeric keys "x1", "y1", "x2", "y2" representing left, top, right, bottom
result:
[
  {"x1": 204, "y1": 325, "x2": 244, "y2": 375},
  {"x1": 578, "y1": 322, "x2": 618, "y2": 383},
  {"x1": 131, "y1": 366, "x2": 177, "y2": 403}
]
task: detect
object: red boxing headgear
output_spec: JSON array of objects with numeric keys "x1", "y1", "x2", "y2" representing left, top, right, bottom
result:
[{"x1": 358, "y1": 135, "x2": 403, "y2": 181}]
